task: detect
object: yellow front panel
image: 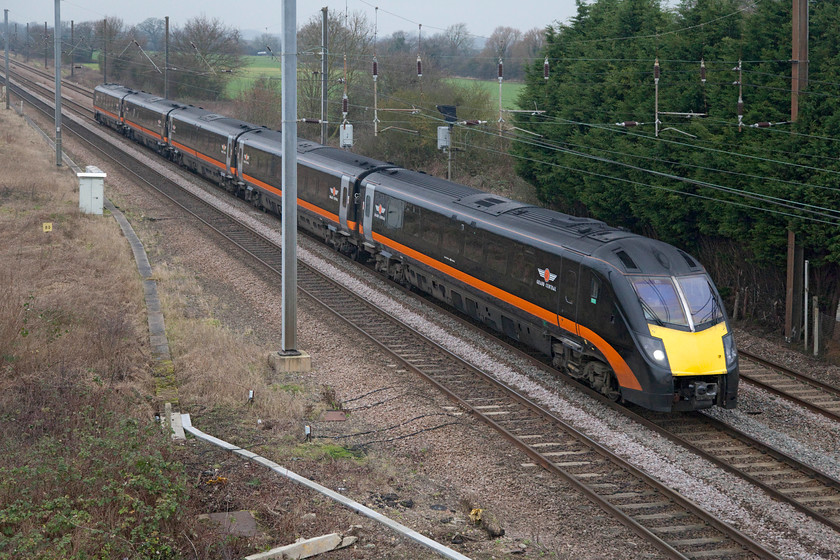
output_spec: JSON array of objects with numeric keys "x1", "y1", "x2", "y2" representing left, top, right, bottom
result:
[{"x1": 649, "y1": 322, "x2": 728, "y2": 376}]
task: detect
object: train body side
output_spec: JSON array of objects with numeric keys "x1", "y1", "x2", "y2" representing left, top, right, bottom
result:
[
  {"x1": 168, "y1": 108, "x2": 257, "y2": 183},
  {"x1": 359, "y1": 168, "x2": 738, "y2": 412},
  {"x1": 94, "y1": 83, "x2": 738, "y2": 413},
  {"x1": 120, "y1": 92, "x2": 183, "y2": 154},
  {"x1": 93, "y1": 84, "x2": 133, "y2": 130}
]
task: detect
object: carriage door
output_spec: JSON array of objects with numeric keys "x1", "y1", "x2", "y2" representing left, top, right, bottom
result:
[
  {"x1": 559, "y1": 259, "x2": 579, "y2": 334},
  {"x1": 362, "y1": 182, "x2": 376, "y2": 244},
  {"x1": 235, "y1": 142, "x2": 245, "y2": 181},
  {"x1": 338, "y1": 175, "x2": 352, "y2": 234},
  {"x1": 225, "y1": 135, "x2": 234, "y2": 176}
]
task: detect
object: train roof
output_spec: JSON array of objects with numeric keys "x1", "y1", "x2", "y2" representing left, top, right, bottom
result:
[
  {"x1": 95, "y1": 83, "x2": 134, "y2": 96},
  {"x1": 365, "y1": 166, "x2": 704, "y2": 277},
  {"x1": 123, "y1": 91, "x2": 184, "y2": 113},
  {"x1": 93, "y1": 83, "x2": 704, "y2": 278},
  {"x1": 170, "y1": 105, "x2": 257, "y2": 136},
  {"x1": 232, "y1": 127, "x2": 283, "y2": 152},
  {"x1": 297, "y1": 143, "x2": 396, "y2": 177}
]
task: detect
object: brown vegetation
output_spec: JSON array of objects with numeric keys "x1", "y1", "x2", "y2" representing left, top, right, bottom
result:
[{"x1": 0, "y1": 107, "x2": 309, "y2": 558}]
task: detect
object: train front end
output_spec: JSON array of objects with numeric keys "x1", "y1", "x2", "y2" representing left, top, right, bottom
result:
[{"x1": 629, "y1": 272, "x2": 738, "y2": 411}]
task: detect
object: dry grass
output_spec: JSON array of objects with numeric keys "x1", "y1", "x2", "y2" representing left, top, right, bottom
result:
[
  {"x1": 0, "y1": 102, "x2": 309, "y2": 558},
  {"x1": 0, "y1": 109, "x2": 147, "y2": 395},
  {"x1": 155, "y1": 263, "x2": 306, "y2": 425},
  {"x1": 0, "y1": 108, "x2": 194, "y2": 556}
]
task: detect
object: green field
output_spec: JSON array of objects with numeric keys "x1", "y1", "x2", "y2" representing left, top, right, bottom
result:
[
  {"x1": 227, "y1": 56, "x2": 524, "y2": 108},
  {"x1": 226, "y1": 55, "x2": 283, "y2": 97},
  {"x1": 445, "y1": 78, "x2": 524, "y2": 110}
]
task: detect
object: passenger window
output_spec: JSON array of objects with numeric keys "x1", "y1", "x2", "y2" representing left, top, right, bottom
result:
[
  {"x1": 464, "y1": 227, "x2": 483, "y2": 263},
  {"x1": 403, "y1": 205, "x2": 422, "y2": 237},
  {"x1": 510, "y1": 247, "x2": 535, "y2": 284},
  {"x1": 441, "y1": 224, "x2": 463, "y2": 256},
  {"x1": 590, "y1": 276, "x2": 600, "y2": 304},
  {"x1": 485, "y1": 239, "x2": 507, "y2": 274},
  {"x1": 385, "y1": 199, "x2": 403, "y2": 229},
  {"x1": 422, "y1": 214, "x2": 443, "y2": 246}
]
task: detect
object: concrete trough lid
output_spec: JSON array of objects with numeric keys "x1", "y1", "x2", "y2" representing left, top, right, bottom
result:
[{"x1": 243, "y1": 533, "x2": 357, "y2": 560}]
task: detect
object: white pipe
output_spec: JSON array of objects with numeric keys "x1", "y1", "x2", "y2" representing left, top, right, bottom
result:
[{"x1": 181, "y1": 414, "x2": 472, "y2": 560}]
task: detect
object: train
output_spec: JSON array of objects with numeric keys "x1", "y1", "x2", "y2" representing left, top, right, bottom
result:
[{"x1": 93, "y1": 83, "x2": 739, "y2": 413}]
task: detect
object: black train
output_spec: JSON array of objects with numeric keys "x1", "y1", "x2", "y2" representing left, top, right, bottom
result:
[{"x1": 95, "y1": 84, "x2": 738, "y2": 412}]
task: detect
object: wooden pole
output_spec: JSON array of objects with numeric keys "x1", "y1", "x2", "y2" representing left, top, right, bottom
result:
[{"x1": 791, "y1": 0, "x2": 809, "y2": 121}]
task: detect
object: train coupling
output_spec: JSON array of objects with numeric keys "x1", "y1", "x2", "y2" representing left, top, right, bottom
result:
[
  {"x1": 673, "y1": 380, "x2": 718, "y2": 411},
  {"x1": 680, "y1": 380, "x2": 719, "y2": 409}
]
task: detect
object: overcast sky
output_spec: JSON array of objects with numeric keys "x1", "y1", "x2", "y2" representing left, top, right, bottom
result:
[{"x1": 2, "y1": 0, "x2": 578, "y2": 40}]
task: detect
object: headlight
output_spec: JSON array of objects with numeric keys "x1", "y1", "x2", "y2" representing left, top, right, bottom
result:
[
  {"x1": 722, "y1": 332, "x2": 738, "y2": 368},
  {"x1": 637, "y1": 332, "x2": 670, "y2": 368}
]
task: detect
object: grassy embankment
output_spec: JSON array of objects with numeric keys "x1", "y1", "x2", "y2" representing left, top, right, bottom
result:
[{"x1": 0, "y1": 106, "x2": 310, "y2": 558}]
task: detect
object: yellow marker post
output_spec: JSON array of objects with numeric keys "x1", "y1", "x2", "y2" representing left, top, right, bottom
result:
[{"x1": 42, "y1": 223, "x2": 53, "y2": 233}]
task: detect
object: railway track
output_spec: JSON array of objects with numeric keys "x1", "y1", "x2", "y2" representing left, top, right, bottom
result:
[
  {"x1": 5, "y1": 72, "x2": 787, "y2": 559},
  {"x1": 4, "y1": 61, "x2": 94, "y2": 119},
  {"x1": 739, "y1": 349, "x2": 840, "y2": 422},
  {"x1": 444, "y1": 311, "x2": 840, "y2": 541},
  {"x1": 637, "y1": 409, "x2": 840, "y2": 531}
]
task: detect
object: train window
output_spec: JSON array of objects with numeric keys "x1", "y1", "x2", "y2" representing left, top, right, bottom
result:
[
  {"x1": 403, "y1": 204, "x2": 422, "y2": 238},
  {"x1": 422, "y1": 213, "x2": 443, "y2": 247},
  {"x1": 510, "y1": 247, "x2": 535, "y2": 284},
  {"x1": 365, "y1": 195, "x2": 372, "y2": 218},
  {"x1": 632, "y1": 276, "x2": 688, "y2": 327},
  {"x1": 463, "y1": 227, "x2": 483, "y2": 263},
  {"x1": 485, "y1": 238, "x2": 507, "y2": 275},
  {"x1": 440, "y1": 220, "x2": 463, "y2": 256},
  {"x1": 676, "y1": 275, "x2": 723, "y2": 327},
  {"x1": 385, "y1": 199, "x2": 403, "y2": 229},
  {"x1": 590, "y1": 276, "x2": 600, "y2": 304}
]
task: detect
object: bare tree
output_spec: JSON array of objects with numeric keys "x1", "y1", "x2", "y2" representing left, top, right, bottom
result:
[
  {"x1": 486, "y1": 26, "x2": 522, "y2": 59},
  {"x1": 509, "y1": 27, "x2": 546, "y2": 80},
  {"x1": 444, "y1": 23, "x2": 472, "y2": 54},
  {"x1": 378, "y1": 30, "x2": 411, "y2": 54},
  {"x1": 135, "y1": 18, "x2": 165, "y2": 52},
  {"x1": 475, "y1": 26, "x2": 523, "y2": 79},
  {"x1": 70, "y1": 21, "x2": 98, "y2": 64},
  {"x1": 109, "y1": 25, "x2": 150, "y2": 87},
  {"x1": 251, "y1": 32, "x2": 279, "y2": 55},
  {"x1": 169, "y1": 16, "x2": 244, "y2": 99},
  {"x1": 234, "y1": 76, "x2": 282, "y2": 128},
  {"x1": 297, "y1": 9, "x2": 375, "y2": 142}
]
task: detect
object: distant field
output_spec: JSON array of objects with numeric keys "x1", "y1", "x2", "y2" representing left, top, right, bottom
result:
[
  {"x1": 227, "y1": 55, "x2": 282, "y2": 97},
  {"x1": 227, "y1": 56, "x2": 524, "y2": 108},
  {"x1": 445, "y1": 78, "x2": 524, "y2": 109}
]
